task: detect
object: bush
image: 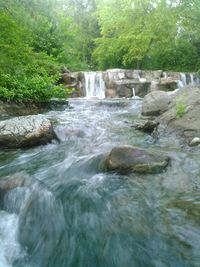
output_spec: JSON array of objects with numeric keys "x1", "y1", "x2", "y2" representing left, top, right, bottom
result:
[{"x1": 176, "y1": 102, "x2": 186, "y2": 118}]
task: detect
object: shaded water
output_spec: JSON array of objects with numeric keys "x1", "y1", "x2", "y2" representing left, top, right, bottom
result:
[{"x1": 0, "y1": 99, "x2": 200, "y2": 267}]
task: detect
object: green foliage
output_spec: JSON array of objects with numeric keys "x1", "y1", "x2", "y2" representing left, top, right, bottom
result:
[
  {"x1": 0, "y1": 0, "x2": 93, "y2": 102},
  {"x1": 176, "y1": 102, "x2": 186, "y2": 118},
  {"x1": 93, "y1": 0, "x2": 200, "y2": 71},
  {"x1": 1, "y1": 0, "x2": 200, "y2": 103}
]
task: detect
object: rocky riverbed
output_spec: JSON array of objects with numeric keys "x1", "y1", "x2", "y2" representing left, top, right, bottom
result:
[{"x1": 0, "y1": 96, "x2": 200, "y2": 267}]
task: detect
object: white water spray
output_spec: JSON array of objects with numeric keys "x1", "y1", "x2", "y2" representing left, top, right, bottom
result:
[
  {"x1": 0, "y1": 211, "x2": 25, "y2": 267},
  {"x1": 190, "y1": 74, "x2": 195, "y2": 86},
  {"x1": 84, "y1": 72, "x2": 105, "y2": 99},
  {"x1": 178, "y1": 73, "x2": 187, "y2": 88},
  {"x1": 132, "y1": 87, "x2": 136, "y2": 98}
]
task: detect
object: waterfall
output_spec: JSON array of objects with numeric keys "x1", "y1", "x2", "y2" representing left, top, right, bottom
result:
[
  {"x1": 84, "y1": 72, "x2": 105, "y2": 99},
  {"x1": 190, "y1": 74, "x2": 194, "y2": 85},
  {"x1": 132, "y1": 88, "x2": 136, "y2": 98},
  {"x1": 163, "y1": 72, "x2": 168, "y2": 79},
  {"x1": 178, "y1": 73, "x2": 199, "y2": 88},
  {"x1": 0, "y1": 211, "x2": 25, "y2": 266},
  {"x1": 178, "y1": 73, "x2": 187, "y2": 88},
  {"x1": 189, "y1": 73, "x2": 200, "y2": 86}
]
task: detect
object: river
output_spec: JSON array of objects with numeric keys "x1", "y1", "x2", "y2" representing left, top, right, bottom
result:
[{"x1": 0, "y1": 99, "x2": 200, "y2": 267}]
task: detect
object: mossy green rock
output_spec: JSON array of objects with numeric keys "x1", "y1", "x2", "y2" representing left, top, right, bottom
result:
[{"x1": 106, "y1": 146, "x2": 170, "y2": 174}]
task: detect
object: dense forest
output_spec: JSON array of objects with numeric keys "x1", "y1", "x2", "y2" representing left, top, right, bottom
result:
[{"x1": 0, "y1": 0, "x2": 200, "y2": 102}]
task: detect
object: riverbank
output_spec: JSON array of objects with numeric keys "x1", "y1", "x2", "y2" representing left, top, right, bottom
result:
[{"x1": 0, "y1": 99, "x2": 69, "y2": 119}]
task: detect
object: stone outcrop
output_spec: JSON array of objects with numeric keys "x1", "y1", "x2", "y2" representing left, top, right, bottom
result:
[
  {"x1": 0, "y1": 115, "x2": 55, "y2": 148},
  {"x1": 157, "y1": 87, "x2": 200, "y2": 145},
  {"x1": 141, "y1": 91, "x2": 172, "y2": 116},
  {"x1": 106, "y1": 146, "x2": 170, "y2": 174}
]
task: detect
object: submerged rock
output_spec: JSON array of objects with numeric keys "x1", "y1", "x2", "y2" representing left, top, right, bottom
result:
[
  {"x1": 0, "y1": 115, "x2": 55, "y2": 148},
  {"x1": 106, "y1": 146, "x2": 170, "y2": 174},
  {"x1": 0, "y1": 174, "x2": 27, "y2": 193},
  {"x1": 0, "y1": 173, "x2": 32, "y2": 207},
  {"x1": 142, "y1": 91, "x2": 171, "y2": 116}
]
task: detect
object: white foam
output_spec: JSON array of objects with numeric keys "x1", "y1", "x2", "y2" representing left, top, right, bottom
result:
[{"x1": 0, "y1": 211, "x2": 25, "y2": 267}]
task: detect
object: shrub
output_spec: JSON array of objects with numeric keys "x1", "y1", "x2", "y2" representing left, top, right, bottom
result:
[{"x1": 176, "y1": 102, "x2": 186, "y2": 118}]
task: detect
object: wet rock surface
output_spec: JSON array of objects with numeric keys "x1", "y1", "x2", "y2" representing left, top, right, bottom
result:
[
  {"x1": 133, "y1": 120, "x2": 159, "y2": 134},
  {"x1": 0, "y1": 115, "x2": 55, "y2": 148},
  {"x1": 106, "y1": 146, "x2": 170, "y2": 174}
]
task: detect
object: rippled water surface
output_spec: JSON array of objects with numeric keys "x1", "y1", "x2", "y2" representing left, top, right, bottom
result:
[{"x1": 0, "y1": 99, "x2": 200, "y2": 267}]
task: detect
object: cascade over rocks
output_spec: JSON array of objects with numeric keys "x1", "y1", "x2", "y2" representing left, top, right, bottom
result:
[
  {"x1": 61, "y1": 69, "x2": 199, "y2": 98},
  {"x1": 142, "y1": 91, "x2": 172, "y2": 116},
  {"x1": 106, "y1": 146, "x2": 170, "y2": 174},
  {"x1": 0, "y1": 115, "x2": 55, "y2": 148}
]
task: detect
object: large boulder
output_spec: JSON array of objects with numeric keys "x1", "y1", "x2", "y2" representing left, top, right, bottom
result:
[
  {"x1": 0, "y1": 115, "x2": 55, "y2": 148},
  {"x1": 142, "y1": 90, "x2": 172, "y2": 116},
  {"x1": 106, "y1": 146, "x2": 170, "y2": 174},
  {"x1": 158, "y1": 87, "x2": 200, "y2": 145}
]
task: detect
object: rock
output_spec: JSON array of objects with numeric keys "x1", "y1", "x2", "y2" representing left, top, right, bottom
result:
[
  {"x1": 189, "y1": 137, "x2": 200, "y2": 147},
  {"x1": 140, "y1": 70, "x2": 162, "y2": 80},
  {"x1": 61, "y1": 73, "x2": 76, "y2": 85},
  {"x1": 0, "y1": 173, "x2": 32, "y2": 209},
  {"x1": 0, "y1": 101, "x2": 51, "y2": 118},
  {"x1": 106, "y1": 88, "x2": 117, "y2": 98},
  {"x1": 0, "y1": 173, "x2": 32, "y2": 193},
  {"x1": 0, "y1": 115, "x2": 55, "y2": 148},
  {"x1": 106, "y1": 146, "x2": 170, "y2": 174},
  {"x1": 49, "y1": 98, "x2": 69, "y2": 111},
  {"x1": 158, "y1": 87, "x2": 200, "y2": 144},
  {"x1": 142, "y1": 91, "x2": 172, "y2": 116},
  {"x1": 134, "y1": 120, "x2": 159, "y2": 134},
  {"x1": 157, "y1": 79, "x2": 178, "y2": 91},
  {"x1": 74, "y1": 70, "x2": 199, "y2": 99}
]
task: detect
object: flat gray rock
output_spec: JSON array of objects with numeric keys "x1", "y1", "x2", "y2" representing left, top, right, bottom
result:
[{"x1": 0, "y1": 115, "x2": 54, "y2": 148}]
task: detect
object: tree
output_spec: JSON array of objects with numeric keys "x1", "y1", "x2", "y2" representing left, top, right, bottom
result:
[{"x1": 93, "y1": 0, "x2": 200, "y2": 71}]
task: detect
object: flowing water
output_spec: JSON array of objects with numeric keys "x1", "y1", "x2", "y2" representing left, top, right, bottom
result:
[
  {"x1": 84, "y1": 73, "x2": 106, "y2": 99},
  {"x1": 0, "y1": 99, "x2": 200, "y2": 267}
]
